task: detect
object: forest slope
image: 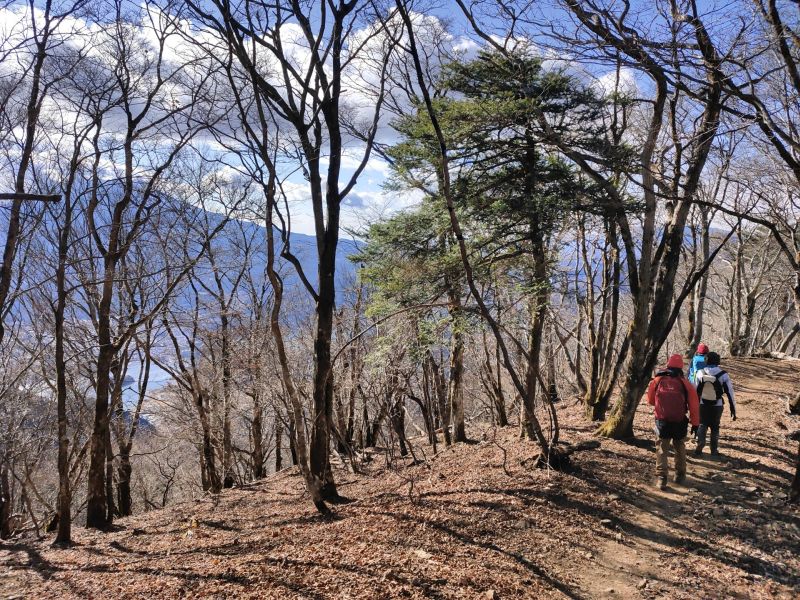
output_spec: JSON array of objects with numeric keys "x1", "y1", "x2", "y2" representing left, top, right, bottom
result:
[{"x1": 1, "y1": 358, "x2": 798, "y2": 600}]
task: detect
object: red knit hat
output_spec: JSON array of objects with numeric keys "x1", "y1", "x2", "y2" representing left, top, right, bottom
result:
[
  {"x1": 666, "y1": 354, "x2": 684, "y2": 369},
  {"x1": 697, "y1": 343, "x2": 709, "y2": 354}
]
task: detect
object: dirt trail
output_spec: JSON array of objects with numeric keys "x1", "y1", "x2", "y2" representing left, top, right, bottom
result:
[
  {"x1": 573, "y1": 357, "x2": 799, "y2": 599},
  {"x1": 1, "y1": 358, "x2": 798, "y2": 599},
  {"x1": 576, "y1": 452, "x2": 787, "y2": 599}
]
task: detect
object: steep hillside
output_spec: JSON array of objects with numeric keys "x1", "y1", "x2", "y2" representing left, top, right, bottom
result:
[{"x1": 1, "y1": 358, "x2": 798, "y2": 599}]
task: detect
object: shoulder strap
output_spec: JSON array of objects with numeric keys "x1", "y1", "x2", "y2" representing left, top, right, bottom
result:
[
  {"x1": 714, "y1": 370, "x2": 726, "y2": 380},
  {"x1": 679, "y1": 376, "x2": 689, "y2": 406},
  {"x1": 653, "y1": 374, "x2": 666, "y2": 393}
]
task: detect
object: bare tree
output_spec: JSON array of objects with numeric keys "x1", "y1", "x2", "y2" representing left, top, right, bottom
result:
[
  {"x1": 537, "y1": 0, "x2": 733, "y2": 437},
  {"x1": 0, "y1": 0, "x2": 86, "y2": 346},
  {"x1": 183, "y1": 0, "x2": 397, "y2": 510}
]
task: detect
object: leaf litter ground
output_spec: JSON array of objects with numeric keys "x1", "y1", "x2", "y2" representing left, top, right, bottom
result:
[{"x1": 1, "y1": 357, "x2": 798, "y2": 599}]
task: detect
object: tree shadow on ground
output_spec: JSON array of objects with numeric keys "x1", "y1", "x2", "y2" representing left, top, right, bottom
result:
[{"x1": 372, "y1": 505, "x2": 590, "y2": 600}]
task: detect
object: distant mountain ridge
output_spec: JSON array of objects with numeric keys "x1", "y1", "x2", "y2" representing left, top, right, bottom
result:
[
  {"x1": 123, "y1": 212, "x2": 362, "y2": 402},
  {"x1": 202, "y1": 210, "x2": 362, "y2": 297}
]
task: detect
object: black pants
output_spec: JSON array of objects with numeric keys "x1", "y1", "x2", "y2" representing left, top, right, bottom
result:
[{"x1": 697, "y1": 404, "x2": 724, "y2": 452}]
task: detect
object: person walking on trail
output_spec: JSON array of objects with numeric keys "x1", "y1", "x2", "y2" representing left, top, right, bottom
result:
[
  {"x1": 647, "y1": 354, "x2": 700, "y2": 490},
  {"x1": 693, "y1": 351, "x2": 736, "y2": 457},
  {"x1": 689, "y1": 343, "x2": 709, "y2": 384}
]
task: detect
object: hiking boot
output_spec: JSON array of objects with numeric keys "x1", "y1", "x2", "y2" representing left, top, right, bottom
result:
[
  {"x1": 675, "y1": 473, "x2": 686, "y2": 485},
  {"x1": 693, "y1": 447, "x2": 703, "y2": 456},
  {"x1": 655, "y1": 477, "x2": 668, "y2": 491},
  {"x1": 710, "y1": 449, "x2": 720, "y2": 457}
]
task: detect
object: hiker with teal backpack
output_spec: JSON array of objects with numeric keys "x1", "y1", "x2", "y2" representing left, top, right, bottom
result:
[
  {"x1": 693, "y1": 351, "x2": 736, "y2": 457},
  {"x1": 689, "y1": 343, "x2": 709, "y2": 384}
]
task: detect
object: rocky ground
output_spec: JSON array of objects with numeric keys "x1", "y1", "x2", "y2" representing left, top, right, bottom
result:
[{"x1": 1, "y1": 357, "x2": 798, "y2": 599}]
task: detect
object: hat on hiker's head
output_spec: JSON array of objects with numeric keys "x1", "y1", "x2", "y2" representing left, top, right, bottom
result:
[
  {"x1": 666, "y1": 354, "x2": 684, "y2": 369},
  {"x1": 697, "y1": 343, "x2": 709, "y2": 354},
  {"x1": 706, "y1": 351, "x2": 721, "y2": 366}
]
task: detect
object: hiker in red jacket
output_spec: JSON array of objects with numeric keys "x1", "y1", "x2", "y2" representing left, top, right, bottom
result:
[{"x1": 646, "y1": 354, "x2": 700, "y2": 490}]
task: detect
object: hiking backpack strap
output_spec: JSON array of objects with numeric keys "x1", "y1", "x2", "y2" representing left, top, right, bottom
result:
[{"x1": 713, "y1": 370, "x2": 727, "y2": 398}]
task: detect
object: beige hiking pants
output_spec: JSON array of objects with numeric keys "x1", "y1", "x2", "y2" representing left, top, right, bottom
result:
[{"x1": 656, "y1": 436, "x2": 686, "y2": 480}]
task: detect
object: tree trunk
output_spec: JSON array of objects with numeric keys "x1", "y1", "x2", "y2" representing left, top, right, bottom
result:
[
  {"x1": 274, "y1": 418, "x2": 283, "y2": 473},
  {"x1": 390, "y1": 397, "x2": 408, "y2": 457},
  {"x1": 779, "y1": 322, "x2": 800, "y2": 354},
  {"x1": 86, "y1": 340, "x2": 114, "y2": 529},
  {"x1": 447, "y1": 287, "x2": 467, "y2": 442},
  {"x1": 212, "y1": 261, "x2": 234, "y2": 488},
  {"x1": 590, "y1": 379, "x2": 619, "y2": 422},
  {"x1": 408, "y1": 393, "x2": 436, "y2": 448},
  {"x1": 560, "y1": 0, "x2": 724, "y2": 440},
  {"x1": 116, "y1": 446, "x2": 133, "y2": 517},
  {"x1": 521, "y1": 217, "x2": 550, "y2": 440},
  {"x1": 597, "y1": 202, "x2": 708, "y2": 438},
  {"x1": 262, "y1": 171, "x2": 320, "y2": 507},
  {"x1": 689, "y1": 209, "x2": 711, "y2": 353},
  {"x1": 781, "y1": 276, "x2": 800, "y2": 354},
  {"x1": 0, "y1": 459, "x2": 10, "y2": 539},
  {"x1": 493, "y1": 334, "x2": 509, "y2": 426},
  {"x1": 0, "y1": 19, "x2": 50, "y2": 347},
  {"x1": 53, "y1": 169, "x2": 78, "y2": 544},
  {"x1": 252, "y1": 403, "x2": 265, "y2": 480},
  {"x1": 199, "y1": 394, "x2": 221, "y2": 493},
  {"x1": 428, "y1": 353, "x2": 451, "y2": 445},
  {"x1": 222, "y1": 408, "x2": 233, "y2": 488},
  {"x1": 288, "y1": 419, "x2": 298, "y2": 467},
  {"x1": 105, "y1": 421, "x2": 116, "y2": 520},
  {"x1": 522, "y1": 295, "x2": 547, "y2": 440},
  {"x1": 345, "y1": 285, "x2": 363, "y2": 449},
  {"x1": 309, "y1": 235, "x2": 339, "y2": 502}
]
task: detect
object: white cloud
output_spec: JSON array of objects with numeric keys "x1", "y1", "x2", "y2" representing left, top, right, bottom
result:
[
  {"x1": 0, "y1": 3, "x2": 468, "y2": 238},
  {"x1": 594, "y1": 67, "x2": 639, "y2": 98}
]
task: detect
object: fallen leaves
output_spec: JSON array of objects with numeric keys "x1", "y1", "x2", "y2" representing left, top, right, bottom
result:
[{"x1": 0, "y1": 358, "x2": 798, "y2": 599}]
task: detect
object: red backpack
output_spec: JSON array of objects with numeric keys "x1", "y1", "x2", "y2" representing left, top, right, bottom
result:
[{"x1": 654, "y1": 371, "x2": 688, "y2": 423}]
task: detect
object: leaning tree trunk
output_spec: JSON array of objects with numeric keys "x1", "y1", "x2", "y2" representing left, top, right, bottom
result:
[{"x1": 597, "y1": 209, "x2": 688, "y2": 438}]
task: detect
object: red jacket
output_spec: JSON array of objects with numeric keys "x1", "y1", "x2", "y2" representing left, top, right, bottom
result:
[{"x1": 647, "y1": 372, "x2": 700, "y2": 427}]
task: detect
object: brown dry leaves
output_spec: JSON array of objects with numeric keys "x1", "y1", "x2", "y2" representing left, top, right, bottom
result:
[{"x1": 1, "y1": 358, "x2": 799, "y2": 599}]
